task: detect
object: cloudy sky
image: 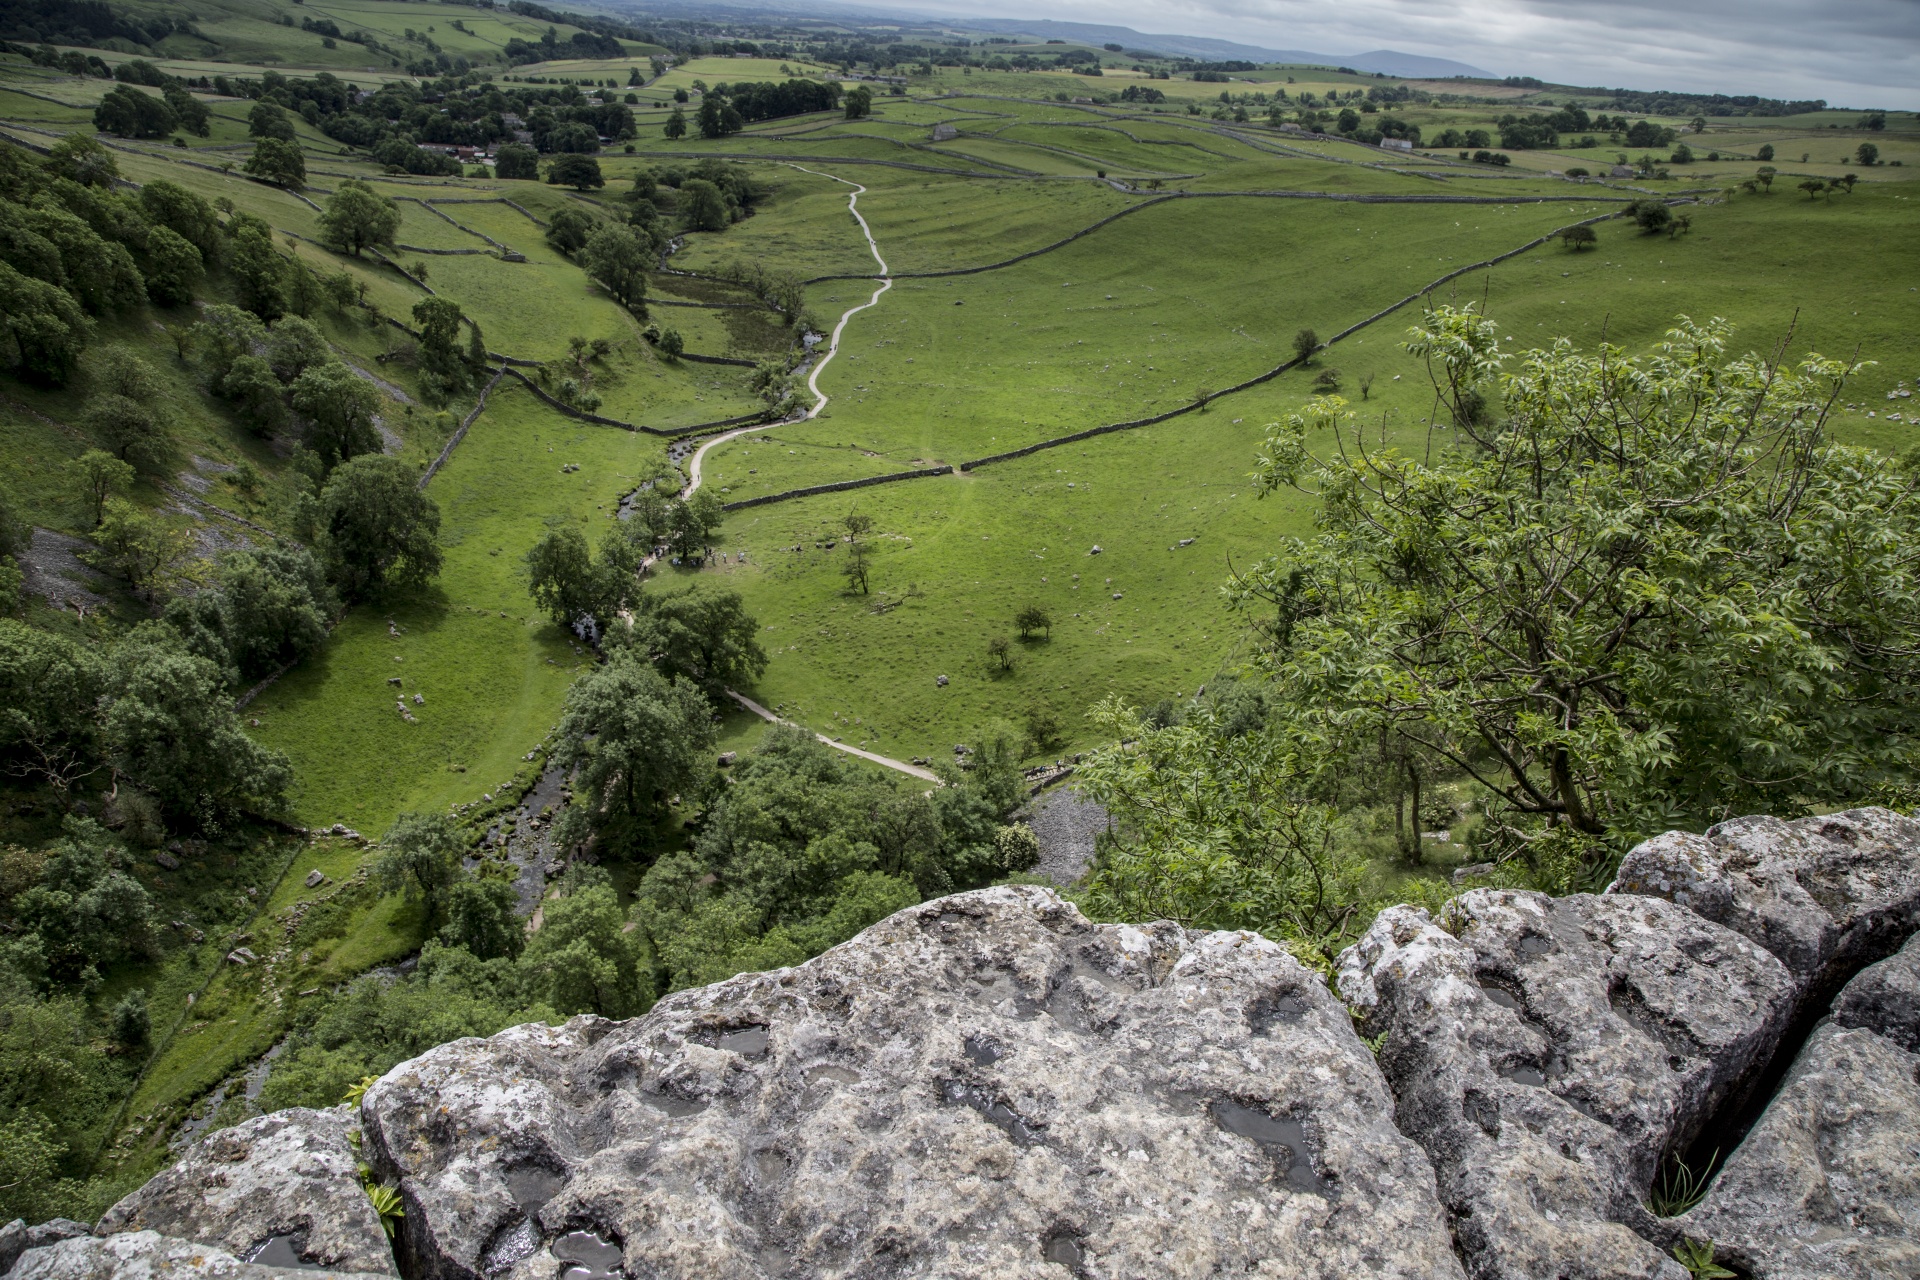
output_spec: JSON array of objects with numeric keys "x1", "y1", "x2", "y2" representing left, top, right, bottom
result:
[{"x1": 920, "y1": 0, "x2": 1920, "y2": 109}]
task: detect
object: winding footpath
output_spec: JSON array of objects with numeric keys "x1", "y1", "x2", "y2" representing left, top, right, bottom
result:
[{"x1": 651, "y1": 168, "x2": 937, "y2": 785}]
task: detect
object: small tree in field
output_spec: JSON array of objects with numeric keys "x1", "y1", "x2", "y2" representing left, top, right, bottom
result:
[
  {"x1": 318, "y1": 180, "x2": 400, "y2": 255},
  {"x1": 1629, "y1": 199, "x2": 1673, "y2": 234},
  {"x1": 1292, "y1": 328, "x2": 1320, "y2": 365},
  {"x1": 841, "y1": 511, "x2": 873, "y2": 594},
  {"x1": 987, "y1": 635, "x2": 1014, "y2": 672},
  {"x1": 1014, "y1": 604, "x2": 1052, "y2": 638},
  {"x1": 1856, "y1": 142, "x2": 1879, "y2": 167},
  {"x1": 1560, "y1": 224, "x2": 1597, "y2": 251}
]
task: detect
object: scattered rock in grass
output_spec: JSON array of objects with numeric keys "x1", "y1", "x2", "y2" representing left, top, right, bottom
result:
[
  {"x1": 155, "y1": 850, "x2": 181, "y2": 871},
  {"x1": 936, "y1": 674, "x2": 949, "y2": 687},
  {"x1": 304, "y1": 869, "x2": 326, "y2": 889},
  {"x1": 226, "y1": 948, "x2": 255, "y2": 966}
]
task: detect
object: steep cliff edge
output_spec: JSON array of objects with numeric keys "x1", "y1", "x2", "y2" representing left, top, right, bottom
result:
[{"x1": 6, "y1": 809, "x2": 1919, "y2": 1280}]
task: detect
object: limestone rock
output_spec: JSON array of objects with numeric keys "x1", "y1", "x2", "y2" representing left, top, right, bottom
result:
[
  {"x1": 0, "y1": 1219, "x2": 28, "y2": 1275},
  {"x1": 22, "y1": 1221, "x2": 88, "y2": 1251},
  {"x1": 1609, "y1": 807, "x2": 1920, "y2": 997},
  {"x1": 1336, "y1": 890, "x2": 1796, "y2": 1280},
  {"x1": 8, "y1": 1229, "x2": 394, "y2": 1279},
  {"x1": 97, "y1": 1107, "x2": 396, "y2": 1276},
  {"x1": 1830, "y1": 932, "x2": 1920, "y2": 1052},
  {"x1": 361, "y1": 885, "x2": 1465, "y2": 1280},
  {"x1": 1669, "y1": 1024, "x2": 1920, "y2": 1280}
]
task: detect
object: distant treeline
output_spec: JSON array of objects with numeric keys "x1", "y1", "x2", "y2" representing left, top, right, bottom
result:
[{"x1": 0, "y1": 0, "x2": 199, "y2": 53}]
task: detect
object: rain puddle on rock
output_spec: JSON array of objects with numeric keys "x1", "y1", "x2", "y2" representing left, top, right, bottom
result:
[
  {"x1": 245, "y1": 1235, "x2": 321, "y2": 1270},
  {"x1": 1211, "y1": 1100, "x2": 1329, "y2": 1193},
  {"x1": 645, "y1": 1093, "x2": 707, "y2": 1118},
  {"x1": 1480, "y1": 985, "x2": 1521, "y2": 1011},
  {"x1": 1247, "y1": 991, "x2": 1311, "y2": 1035},
  {"x1": 717, "y1": 1026, "x2": 769, "y2": 1058},
  {"x1": 963, "y1": 1034, "x2": 1002, "y2": 1066},
  {"x1": 1517, "y1": 934, "x2": 1555, "y2": 958},
  {"x1": 1042, "y1": 1229, "x2": 1086, "y2": 1271},
  {"x1": 940, "y1": 1079, "x2": 1042, "y2": 1147},
  {"x1": 553, "y1": 1229, "x2": 623, "y2": 1279},
  {"x1": 1500, "y1": 1063, "x2": 1548, "y2": 1087},
  {"x1": 505, "y1": 1165, "x2": 565, "y2": 1213}
]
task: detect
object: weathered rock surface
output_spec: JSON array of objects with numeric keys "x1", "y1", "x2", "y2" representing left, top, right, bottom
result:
[
  {"x1": 1669, "y1": 1024, "x2": 1920, "y2": 1280},
  {"x1": 1609, "y1": 807, "x2": 1920, "y2": 1000},
  {"x1": 361, "y1": 885, "x2": 1466, "y2": 1280},
  {"x1": 1336, "y1": 889, "x2": 1796, "y2": 1280},
  {"x1": 7, "y1": 1229, "x2": 394, "y2": 1279},
  {"x1": 1830, "y1": 931, "x2": 1920, "y2": 1052},
  {"x1": 96, "y1": 1106, "x2": 396, "y2": 1276}
]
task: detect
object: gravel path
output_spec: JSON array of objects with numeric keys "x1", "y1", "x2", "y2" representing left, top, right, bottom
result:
[{"x1": 1018, "y1": 785, "x2": 1112, "y2": 887}]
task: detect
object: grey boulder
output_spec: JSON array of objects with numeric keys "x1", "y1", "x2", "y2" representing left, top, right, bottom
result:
[
  {"x1": 7, "y1": 1229, "x2": 393, "y2": 1279},
  {"x1": 1337, "y1": 889, "x2": 1796, "y2": 1280},
  {"x1": 96, "y1": 1106, "x2": 396, "y2": 1276},
  {"x1": 1830, "y1": 931, "x2": 1920, "y2": 1053},
  {"x1": 1609, "y1": 807, "x2": 1920, "y2": 999},
  {"x1": 1668, "y1": 1023, "x2": 1920, "y2": 1280},
  {"x1": 361, "y1": 885, "x2": 1466, "y2": 1280}
]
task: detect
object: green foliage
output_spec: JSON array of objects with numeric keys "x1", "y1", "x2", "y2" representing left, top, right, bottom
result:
[
  {"x1": 0, "y1": 619, "x2": 106, "y2": 798},
  {"x1": 546, "y1": 154, "x2": 604, "y2": 191},
  {"x1": 6, "y1": 818, "x2": 157, "y2": 985},
  {"x1": 1649, "y1": 1149, "x2": 1719, "y2": 1217},
  {"x1": 1077, "y1": 698, "x2": 1383, "y2": 964},
  {"x1": 678, "y1": 179, "x2": 730, "y2": 233},
  {"x1": 1240, "y1": 306, "x2": 1920, "y2": 866},
  {"x1": 494, "y1": 143, "x2": 539, "y2": 180},
  {"x1": 520, "y1": 881, "x2": 651, "y2": 1016},
  {"x1": 318, "y1": 456, "x2": 444, "y2": 601},
  {"x1": 87, "y1": 498, "x2": 191, "y2": 594},
  {"x1": 291, "y1": 363, "x2": 382, "y2": 471},
  {"x1": 374, "y1": 811, "x2": 463, "y2": 917},
  {"x1": 525, "y1": 523, "x2": 640, "y2": 634},
  {"x1": 67, "y1": 449, "x2": 133, "y2": 527},
  {"x1": 544, "y1": 206, "x2": 595, "y2": 256},
  {"x1": 243, "y1": 138, "x2": 307, "y2": 189},
  {"x1": 1672, "y1": 1238, "x2": 1735, "y2": 1280},
  {"x1": 93, "y1": 85, "x2": 175, "y2": 139},
  {"x1": 552, "y1": 652, "x2": 714, "y2": 850},
  {"x1": 248, "y1": 101, "x2": 299, "y2": 143},
  {"x1": 1629, "y1": 199, "x2": 1674, "y2": 234},
  {"x1": 0, "y1": 262, "x2": 92, "y2": 384},
  {"x1": 161, "y1": 546, "x2": 336, "y2": 683},
  {"x1": 318, "y1": 181, "x2": 401, "y2": 257},
  {"x1": 620, "y1": 580, "x2": 769, "y2": 692},
  {"x1": 411, "y1": 297, "x2": 471, "y2": 402},
  {"x1": 140, "y1": 225, "x2": 202, "y2": 307},
  {"x1": 109, "y1": 987, "x2": 150, "y2": 1048},
  {"x1": 364, "y1": 1178, "x2": 404, "y2": 1239},
  {"x1": 439, "y1": 876, "x2": 522, "y2": 961},
  {"x1": 105, "y1": 629, "x2": 293, "y2": 824},
  {"x1": 579, "y1": 224, "x2": 651, "y2": 315}
]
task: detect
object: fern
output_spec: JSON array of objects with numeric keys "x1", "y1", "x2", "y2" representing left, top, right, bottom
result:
[{"x1": 1672, "y1": 1237, "x2": 1735, "y2": 1279}]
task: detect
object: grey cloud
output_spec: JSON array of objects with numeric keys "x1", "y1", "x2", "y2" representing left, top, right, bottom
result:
[{"x1": 932, "y1": 0, "x2": 1920, "y2": 108}]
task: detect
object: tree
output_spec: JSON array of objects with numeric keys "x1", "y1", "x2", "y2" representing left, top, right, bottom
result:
[
  {"x1": 1799, "y1": 177, "x2": 1827, "y2": 200},
  {"x1": 841, "y1": 511, "x2": 873, "y2": 594},
  {"x1": 110, "y1": 987, "x2": 150, "y2": 1047},
  {"x1": 412, "y1": 297, "x2": 470, "y2": 399},
  {"x1": 580, "y1": 224, "x2": 650, "y2": 315},
  {"x1": 87, "y1": 499, "x2": 191, "y2": 596},
  {"x1": 93, "y1": 85, "x2": 175, "y2": 138},
  {"x1": 1237, "y1": 305, "x2": 1920, "y2": 875},
  {"x1": 843, "y1": 86, "x2": 873, "y2": 121},
  {"x1": 676, "y1": 179, "x2": 728, "y2": 233},
  {"x1": 545, "y1": 207, "x2": 595, "y2": 256},
  {"x1": 1629, "y1": 199, "x2": 1674, "y2": 233},
  {"x1": 106, "y1": 629, "x2": 292, "y2": 822},
  {"x1": 525, "y1": 525, "x2": 597, "y2": 628},
  {"x1": 520, "y1": 882, "x2": 651, "y2": 1015},
  {"x1": 248, "y1": 101, "x2": 299, "y2": 142},
  {"x1": 82, "y1": 346, "x2": 169, "y2": 471},
  {"x1": 1856, "y1": 142, "x2": 1879, "y2": 167},
  {"x1": 1014, "y1": 604, "x2": 1052, "y2": 638},
  {"x1": 225, "y1": 213, "x2": 290, "y2": 320},
  {"x1": 439, "y1": 876, "x2": 522, "y2": 960},
  {"x1": 215, "y1": 545, "x2": 335, "y2": 678},
  {"x1": 987, "y1": 635, "x2": 1014, "y2": 672},
  {"x1": 0, "y1": 620, "x2": 107, "y2": 798},
  {"x1": 1755, "y1": 165, "x2": 1777, "y2": 193},
  {"x1": 68, "y1": 449, "x2": 134, "y2": 526},
  {"x1": 244, "y1": 137, "x2": 306, "y2": 188},
  {"x1": 1756, "y1": 144, "x2": 1774, "y2": 162},
  {"x1": 317, "y1": 180, "x2": 400, "y2": 256},
  {"x1": 655, "y1": 328, "x2": 684, "y2": 359},
  {"x1": 494, "y1": 142, "x2": 539, "y2": 180},
  {"x1": 1292, "y1": 328, "x2": 1320, "y2": 365},
  {"x1": 0, "y1": 263, "x2": 91, "y2": 384},
  {"x1": 628, "y1": 581, "x2": 768, "y2": 690},
  {"x1": 265, "y1": 316, "x2": 330, "y2": 385},
  {"x1": 663, "y1": 106, "x2": 687, "y2": 140},
  {"x1": 553, "y1": 653, "x2": 714, "y2": 844},
  {"x1": 292, "y1": 362, "x2": 382, "y2": 470},
  {"x1": 546, "y1": 154, "x2": 604, "y2": 191},
  {"x1": 163, "y1": 86, "x2": 209, "y2": 137},
  {"x1": 666, "y1": 488, "x2": 723, "y2": 559},
  {"x1": 319, "y1": 455, "x2": 443, "y2": 599},
  {"x1": 375, "y1": 811, "x2": 463, "y2": 918},
  {"x1": 44, "y1": 134, "x2": 119, "y2": 189},
  {"x1": 220, "y1": 355, "x2": 287, "y2": 436}
]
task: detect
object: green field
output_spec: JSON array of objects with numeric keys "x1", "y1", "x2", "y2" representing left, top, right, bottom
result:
[{"x1": 3, "y1": 1, "x2": 1917, "y2": 1191}]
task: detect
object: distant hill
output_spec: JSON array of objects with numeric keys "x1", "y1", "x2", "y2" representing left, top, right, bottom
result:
[
  {"x1": 946, "y1": 17, "x2": 1489, "y2": 79},
  {"x1": 614, "y1": 1, "x2": 1491, "y2": 78}
]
